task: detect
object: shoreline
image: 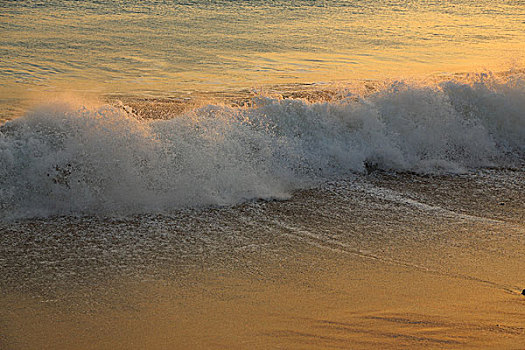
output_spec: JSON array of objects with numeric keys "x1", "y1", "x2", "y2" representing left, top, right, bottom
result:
[{"x1": 1, "y1": 168, "x2": 524, "y2": 349}]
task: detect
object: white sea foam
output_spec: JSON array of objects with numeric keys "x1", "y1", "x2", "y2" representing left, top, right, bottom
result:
[{"x1": 1, "y1": 75, "x2": 523, "y2": 218}]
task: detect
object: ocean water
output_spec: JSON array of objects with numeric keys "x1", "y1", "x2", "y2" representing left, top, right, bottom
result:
[
  {"x1": 1, "y1": 1, "x2": 525, "y2": 349},
  {"x1": 1, "y1": 0, "x2": 525, "y2": 119}
]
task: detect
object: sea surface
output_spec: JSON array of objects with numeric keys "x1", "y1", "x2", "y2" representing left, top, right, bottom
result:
[
  {"x1": 1, "y1": 0, "x2": 525, "y2": 120},
  {"x1": 1, "y1": 1, "x2": 525, "y2": 349}
]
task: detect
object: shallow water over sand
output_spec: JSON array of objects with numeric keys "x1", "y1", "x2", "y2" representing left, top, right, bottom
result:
[{"x1": 1, "y1": 169, "x2": 524, "y2": 349}]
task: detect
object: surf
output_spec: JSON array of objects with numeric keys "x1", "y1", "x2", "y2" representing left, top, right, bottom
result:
[{"x1": 0, "y1": 73, "x2": 523, "y2": 219}]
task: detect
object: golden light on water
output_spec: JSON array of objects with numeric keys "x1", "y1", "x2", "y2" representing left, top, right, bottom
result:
[
  {"x1": 1, "y1": 1, "x2": 524, "y2": 349},
  {"x1": 1, "y1": 0, "x2": 523, "y2": 105}
]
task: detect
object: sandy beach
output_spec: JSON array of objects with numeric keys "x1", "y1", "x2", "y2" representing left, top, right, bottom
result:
[{"x1": 2, "y1": 169, "x2": 524, "y2": 349}]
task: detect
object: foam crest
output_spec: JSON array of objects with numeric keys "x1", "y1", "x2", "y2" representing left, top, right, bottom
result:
[{"x1": 1, "y1": 75, "x2": 523, "y2": 218}]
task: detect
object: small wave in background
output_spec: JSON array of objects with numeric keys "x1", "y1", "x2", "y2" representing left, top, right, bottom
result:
[{"x1": 1, "y1": 73, "x2": 523, "y2": 219}]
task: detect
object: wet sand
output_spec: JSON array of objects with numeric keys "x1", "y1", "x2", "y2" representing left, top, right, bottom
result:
[
  {"x1": 2, "y1": 254, "x2": 524, "y2": 349},
  {"x1": 1, "y1": 170, "x2": 524, "y2": 349}
]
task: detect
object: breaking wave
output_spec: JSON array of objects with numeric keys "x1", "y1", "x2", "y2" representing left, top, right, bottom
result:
[{"x1": 1, "y1": 74, "x2": 524, "y2": 218}]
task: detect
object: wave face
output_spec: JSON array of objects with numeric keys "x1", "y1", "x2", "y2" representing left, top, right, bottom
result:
[{"x1": 1, "y1": 75, "x2": 524, "y2": 218}]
